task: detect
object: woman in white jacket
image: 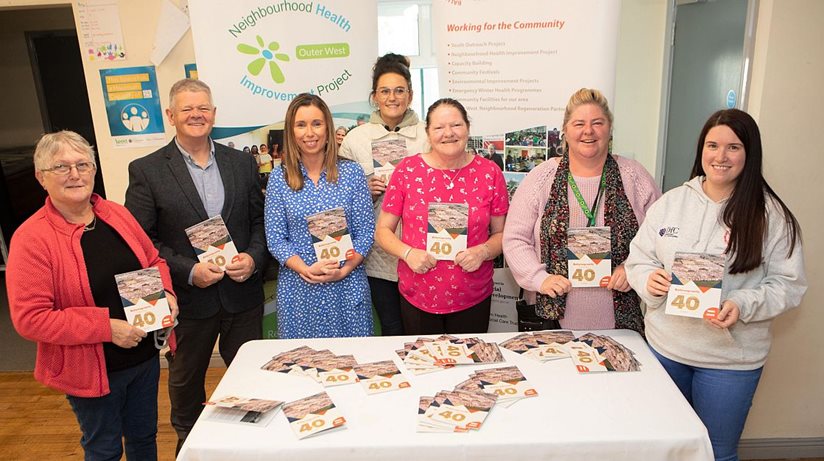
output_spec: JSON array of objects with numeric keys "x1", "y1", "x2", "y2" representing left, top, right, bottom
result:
[
  {"x1": 339, "y1": 53, "x2": 429, "y2": 336},
  {"x1": 625, "y1": 109, "x2": 805, "y2": 461}
]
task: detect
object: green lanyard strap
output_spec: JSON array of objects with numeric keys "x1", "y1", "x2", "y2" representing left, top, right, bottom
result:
[{"x1": 567, "y1": 170, "x2": 606, "y2": 227}]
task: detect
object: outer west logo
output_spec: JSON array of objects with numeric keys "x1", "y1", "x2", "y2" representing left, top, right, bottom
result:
[{"x1": 237, "y1": 35, "x2": 290, "y2": 84}]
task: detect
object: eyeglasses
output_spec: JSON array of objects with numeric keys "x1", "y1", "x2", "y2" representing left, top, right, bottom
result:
[
  {"x1": 41, "y1": 161, "x2": 96, "y2": 175},
  {"x1": 376, "y1": 87, "x2": 409, "y2": 99}
]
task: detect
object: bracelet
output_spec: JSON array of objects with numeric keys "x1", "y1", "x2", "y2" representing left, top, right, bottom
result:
[
  {"x1": 481, "y1": 243, "x2": 491, "y2": 260},
  {"x1": 402, "y1": 246, "x2": 413, "y2": 261}
]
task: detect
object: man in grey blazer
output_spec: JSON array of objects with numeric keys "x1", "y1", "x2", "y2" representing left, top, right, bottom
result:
[{"x1": 125, "y1": 78, "x2": 267, "y2": 453}]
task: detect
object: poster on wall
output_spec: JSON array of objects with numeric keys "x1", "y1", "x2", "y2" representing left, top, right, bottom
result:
[
  {"x1": 185, "y1": 63, "x2": 198, "y2": 79},
  {"x1": 489, "y1": 268, "x2": 519, "y2": 333},
  {"x1": 433, "y1": 0, "x2": 620, "y2": 189},
  {"x1": 76, "y1": 0, "x2": 127, "y2": 61},
  {"x1": 99, "y1": 66, "x2": 166, "y2": 148},
  {"x1": 187, "y1": 0, "x2": 378, "y2": 139}
]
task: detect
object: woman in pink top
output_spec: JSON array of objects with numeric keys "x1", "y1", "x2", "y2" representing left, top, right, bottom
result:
[
  {"x1": 376, "y1": 98, "x2": 509, "y2": 334},
  {"x1": 502, "y1": 88, "x2": 660, "y2": 335}
]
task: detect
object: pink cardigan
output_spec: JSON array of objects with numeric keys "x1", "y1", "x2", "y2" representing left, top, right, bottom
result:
[
  {"x1": 502, "y1": 156, "x2": 660, "y2": 329},
  {"x1": 7, "y1": 194, "x2": 175, "y2": 397}
]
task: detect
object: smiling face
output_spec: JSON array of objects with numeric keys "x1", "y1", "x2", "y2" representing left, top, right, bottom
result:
[
  {"x1": 564, "y1": 103, "x2": 611, "y2": 163},
  {"x1": 36, "y1": 146, "x2": 96, "y2": 212},
  {"x1": 293, "y1": 105, "x2": 328, "y2": 158},
  {"x1": 427, "y1": 104, "x2": 469, "y2": 159},
  {"x1": 166, "y1": 90, "x2": 215, "y2": 143},
  {"x1": 374, "y1": 72, "x2": 412, "y2": 128},
  {"x1": 701, "y1": 125, "x2": 746, "y2": 198}
]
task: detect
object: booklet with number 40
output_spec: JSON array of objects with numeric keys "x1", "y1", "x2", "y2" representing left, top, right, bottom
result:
[
  {"x1": 185, "y1": 215, "x2": 239, "y2": 271},
  {"x1": 306, "y1": 207, "x2": 355, "y2": 264},
  {"x1": 115, "y1": 267, "x2": 173, "y2": 333},
  {"x1": 666, "y1": 252, "x2": 725, "y2": 320}
]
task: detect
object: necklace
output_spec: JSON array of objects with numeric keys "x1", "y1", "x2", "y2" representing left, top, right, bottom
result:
[
  {"x1": 438, "y1": 154, "x2": 470, "y2": 190},
  {"x1": 84, "y1": 215, "x2": 97, "y2": 232}
]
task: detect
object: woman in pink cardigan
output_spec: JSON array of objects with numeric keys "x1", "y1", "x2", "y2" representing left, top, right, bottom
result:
[
  {"x1": 7, "y1": 131, "x2": 178, "y2": 460},
  {"x1": 502, "y1": 89, "x2": 660, "y2": 334}
]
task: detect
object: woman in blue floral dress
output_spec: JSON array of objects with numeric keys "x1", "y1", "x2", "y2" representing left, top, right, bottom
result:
[{"x1": 265, "y1": 94, "x2": 375, "y2": 338}]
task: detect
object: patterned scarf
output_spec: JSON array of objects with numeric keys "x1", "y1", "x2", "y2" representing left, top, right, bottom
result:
[{"x1": 536, "y1": 153, "x2": 644, "y2": 335}]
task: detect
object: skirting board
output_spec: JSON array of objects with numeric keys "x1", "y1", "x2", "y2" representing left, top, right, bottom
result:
[{"x1": 739, "y1": 437, "x2": 824, "y2": 460}]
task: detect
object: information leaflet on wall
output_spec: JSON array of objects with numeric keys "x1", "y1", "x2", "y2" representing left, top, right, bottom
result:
[
  {"x1": 99, "y1": 66, "x2": 166, "y2": 148},
  {"x1": 77, "y1": 0, "x2": 127, "y2": 61}
]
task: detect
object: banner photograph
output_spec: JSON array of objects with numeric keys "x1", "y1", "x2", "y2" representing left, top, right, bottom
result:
[{"x1": 188, "y1": 0, "x2": 378, "y2": 135}]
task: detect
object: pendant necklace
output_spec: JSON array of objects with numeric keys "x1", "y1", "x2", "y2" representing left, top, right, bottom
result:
[
  {"x1": 440, "y1": 154, "x2": 469, "y2": 190},
  {"x1": 84, "y1": 215, "x2": 97, "y2": 232}
]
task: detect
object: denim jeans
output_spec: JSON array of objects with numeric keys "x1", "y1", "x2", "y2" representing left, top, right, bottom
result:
[
  {"x1": 651, "y1": 347, "x2": 762, "y2": 461},
  {"x1": 67, "y1": 356, "x2": 160, "y2": 461}
]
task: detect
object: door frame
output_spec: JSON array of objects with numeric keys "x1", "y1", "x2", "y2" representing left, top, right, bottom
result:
[{"x1": 655, "y1": 0, "x2": 760, "y2": 187}]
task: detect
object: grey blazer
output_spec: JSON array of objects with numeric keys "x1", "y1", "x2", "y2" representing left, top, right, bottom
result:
[{"x1": 125, "y1": 140, "x2": 266, "y2": 319}]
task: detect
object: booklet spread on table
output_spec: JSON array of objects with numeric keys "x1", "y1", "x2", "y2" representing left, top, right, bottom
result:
[
  {"x1": 282, "y1": 391, "x2": 346, "y2": 439},
  {"x1": 666, "y1": 251, "x2": 725, "y2": 320},
  {"x1": 306, "y1": 207, "x2": 355, "y2": 264},
  {"x1": 426, "y1": 203, "x2": 468, "y2": 261},
  {"x1": 566, "y1": 226, "x2": 612, "y2": 288},
  {"x1": 204, "y1": 396, "x2": 284, "y2": 427},
  {"x1": 185, "y1": 215, "x2": 239, "y2": 271},
  {"x1": 114, "y1": 267, "x2": 173, "y2": 333}
]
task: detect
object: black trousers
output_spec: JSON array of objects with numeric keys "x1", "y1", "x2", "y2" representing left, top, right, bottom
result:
[
  {"x1": 400, "y1": 295, "x2": 491, "y2": 336},
  {"x1": 368, "y1": 277, "x2": 405, "y2": 336},
  {"x1": 167, "y1": 304, "x2": 263, "y2": 445}
]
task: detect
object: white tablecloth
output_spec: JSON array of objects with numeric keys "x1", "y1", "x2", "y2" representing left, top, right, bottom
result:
[{"x1": 178, "y1": 330, "x2": 713, "y2": 461}]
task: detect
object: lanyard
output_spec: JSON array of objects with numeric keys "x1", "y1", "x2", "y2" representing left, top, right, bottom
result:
[{"x1": 567, "y1": 170, "x2": 605, "y2": 227}]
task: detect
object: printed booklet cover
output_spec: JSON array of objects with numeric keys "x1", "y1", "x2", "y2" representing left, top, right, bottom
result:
[
  {"x1": 306, "y1": 207, "x2": 354, "y2": 264},
  {"x1": 204, "y1": 396, "x2": 284, "y2": 427},
  {"x1": 426, "y1": 203, "x2": 468, "y2": 261},
  {"x1": 371, "y1": 138, "x2": 408, "y2": 182},
  {"x1": 566, "y1": 226, "x2": 612, "y2": 287},
  {"x1": 282, "y1": 391, "x2": 346, "y2": 439},
  {"x1": 115, "y1": 267, "x2": 173, "y2": 333},
  {"x1": 666, "y1": 252, "x2": 725, "y2": 320},
  {"x1": 185, "y1": 215, "x2": 239, "y2": 271}
]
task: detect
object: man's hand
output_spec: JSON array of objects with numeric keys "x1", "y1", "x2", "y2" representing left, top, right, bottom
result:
[
  {"x1": 225, "y1": 252, "x2": 256, "y2": 283},
  {"x1": 192, "y1": 262, "x2": 224, "y2": 288}
]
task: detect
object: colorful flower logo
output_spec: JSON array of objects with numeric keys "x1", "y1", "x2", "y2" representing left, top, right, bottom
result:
[{"x1": 237, "y1": 35, "x2": 290, "y2": 84}]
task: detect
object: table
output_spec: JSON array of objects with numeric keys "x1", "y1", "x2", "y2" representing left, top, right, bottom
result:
[{"x1": 178, "y1": 330, "x2": 713, "y2": 461}]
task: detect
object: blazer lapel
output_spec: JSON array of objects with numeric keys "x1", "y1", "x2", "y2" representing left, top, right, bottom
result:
[
  {"x1": 216, "y1": 146, "x2": 236, "y2": 219},
  {"x1": 166, "y1": 146, "x2": 209, "y2": 221}
]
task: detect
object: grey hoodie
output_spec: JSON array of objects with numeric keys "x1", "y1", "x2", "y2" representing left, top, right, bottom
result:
[{"x1": 625, "y1": 176, "x2": 806, "y2": 370}]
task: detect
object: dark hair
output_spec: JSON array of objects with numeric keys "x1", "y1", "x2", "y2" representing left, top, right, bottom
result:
[
  {"x1": 282, "y1": 93, "x2": 339, "y2": 191},
  {"x1": 425, "y1": 98, "x2": 470, "y2": 131},
  {"x1": 690, "y1": 109, "x2": 801, "y2": 273},
  {"x1": 370, "y1": 53, "x2": 412, "y2": 97}
]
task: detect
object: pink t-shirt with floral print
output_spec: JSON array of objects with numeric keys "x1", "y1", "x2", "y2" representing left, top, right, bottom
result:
[{"x1": 382, "y1": 154, "x2": 509, "y2": 314}]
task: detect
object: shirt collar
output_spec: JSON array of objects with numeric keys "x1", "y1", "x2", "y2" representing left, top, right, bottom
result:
[{"x1": 175, "y1": 137, "x2": 216, "y2": 168}]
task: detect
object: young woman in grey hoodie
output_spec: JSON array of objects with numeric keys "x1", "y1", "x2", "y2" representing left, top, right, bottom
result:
[{"x1": 625, "y1": 109, "x2": 805, "y2": 461}]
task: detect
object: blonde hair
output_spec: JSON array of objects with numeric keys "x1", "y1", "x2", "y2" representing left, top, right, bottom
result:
[
  {"x1": 33, "y1": 131, "x2": 95, "y2": 171},
  {"x1": 282, "y1": 94, "x2": 339, "y2": 191},
  {"x1": 562, "y1": 88, "x2": 614, "y2": 128}
]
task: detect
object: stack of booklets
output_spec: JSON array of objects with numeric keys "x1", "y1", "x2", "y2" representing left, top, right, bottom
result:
[
  {"x1": 204, "y1": 395, "x2": 284, "y2": 427},
  {"x1": 563, "y1": 333, "x2": 641, "y2": 373},
  {"x1": 454, "y1": 366, "x2": 538, "y2": 408},
  {"x1": 282, "y1": 391, "x2": 346, "y2": 439},
  {"x1": 417, "y1": 389, "x2": 498, "y2": 433},
  {"x1": 353, "y1": 360, "x2": 411, "y2": 395},
  {"x1": 396, "y1": 335, "x2": 504, "y2": 375},
  {"x1": 500, "y1": 330, "x2": 575, "y2": 362},
  {"x1": 261, "y1": 346, "x2": 358, "y2": 387}
]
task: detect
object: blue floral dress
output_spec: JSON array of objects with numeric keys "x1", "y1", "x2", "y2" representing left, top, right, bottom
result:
[{"x1": 265, "y1": 160, "x2": 375, "y2": 338}]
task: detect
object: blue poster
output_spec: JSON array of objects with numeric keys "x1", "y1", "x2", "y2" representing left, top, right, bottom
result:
[
  {"x1": 184, "y1": 63, "x2": 198, "y2": 79},
  {"x1": 99, "y1": 66, "x2": 167, "y2": 148}
]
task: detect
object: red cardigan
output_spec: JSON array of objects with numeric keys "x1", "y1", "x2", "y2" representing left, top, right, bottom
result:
[{"x1": 7, "y1": 194, "x2": 176, "y2": 397}]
